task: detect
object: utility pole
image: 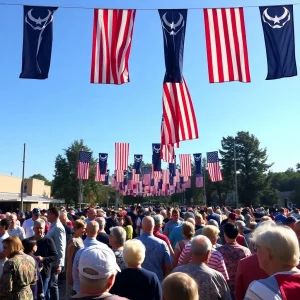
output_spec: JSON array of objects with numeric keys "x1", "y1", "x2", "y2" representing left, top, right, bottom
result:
[
  {"x1": 203, "y1": 158, "x2": 207, "y2": 206},
  {"x1": 234, "y1": 138, "x2": 239, "y2": 208},
  {"x1": 20, "y1": 143, "x2": 26, "y2": 212}
]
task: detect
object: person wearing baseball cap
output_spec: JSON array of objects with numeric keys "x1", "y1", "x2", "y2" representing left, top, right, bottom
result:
[{"x1": 72, "y1": 245, "x2": 126, "y2": 300}]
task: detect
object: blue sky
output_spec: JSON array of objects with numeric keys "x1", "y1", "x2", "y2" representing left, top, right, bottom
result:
[{"x1": 0, "y1": 0, "x2": 299, "y2": 181}]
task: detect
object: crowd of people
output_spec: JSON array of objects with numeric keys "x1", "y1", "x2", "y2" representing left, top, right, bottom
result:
[{"x1": 0, "y1": 204, "x2": 299, "y2": 299}]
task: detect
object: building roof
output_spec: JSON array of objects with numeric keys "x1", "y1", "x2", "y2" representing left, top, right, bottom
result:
[{"x1": 0, "y1": 193, "x2": 64, "y2": 204}]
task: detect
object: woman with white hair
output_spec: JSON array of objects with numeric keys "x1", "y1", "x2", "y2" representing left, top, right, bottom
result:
[
  {"x1": 244, "y1": 225, "x2": 300, "y2": 299},
  {"x1": 110, "y1": 239, "x2": 162, "y2": 300}
]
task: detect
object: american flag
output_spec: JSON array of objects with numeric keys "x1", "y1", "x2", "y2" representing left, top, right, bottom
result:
[
  {"x1": 179, "y1": 154, "x2": 192, "y2": 177},
  {"x1": 161, "y1": 77, "x2": 198, "y2": 146},
  {"x1": 132, "y1": 169, "x2": 140, "y2": 183},
  {"x1": 160, "y1": 144, "x2": 175, "y2": 163},
  {"x1": 77, "y1": 151, "x2": 92, "y2": 180},
  {"x1": 162, "y1": 169, "x2": 170, "y2": 185},
  {"x1": 196, "y1": 176, "x2": 204, "y2": 188},
  {"x1": 143, "y1": 168, "x2": 151, "y2": 186},
  {"x1": 115, "y1": 143, "x2": 129, "y2": 170},
  {"x1": 207, "y1": 151, "x2": 223, "y2": 182},
  {"x1": 91, "y1": 9, "x2": 136, "y2": 84},
  {"x1": 184, "y1": 178, "x2": 191, "y2": 188},
  {"x1": 203, "y1": 8, "x2": 250, "y2": 83},
  {"x1": 95, "y1": 162, "x2": 106, "y2": 182},
  {"x1": 175, "y1": 169, "x2": 180, "y2": 183},
  {"x1": 151, "y1": 165, "x2": 161, "y2": 180},
  {"x1": 115, "y1": 170, "x2": 124, "y2": 183}
]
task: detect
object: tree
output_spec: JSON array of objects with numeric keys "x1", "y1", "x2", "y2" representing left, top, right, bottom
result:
[
  {"x1": 219, "y1": 131, "x2": 273, "y2": 206},
  {"x1": 296, "y1": 163, "x2": 300, "y2": 172},
  {"x1": 30, "y1": 174, "x2": 51, "y2": 186},
  {"x1": 52, "y1": 139, "x2": 116, "y2": 205}
]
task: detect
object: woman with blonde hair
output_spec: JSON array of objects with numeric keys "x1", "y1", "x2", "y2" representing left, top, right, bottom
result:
[
  {"x1": 173, "y1": 222, "x2": 195, "y2": 267},
  {"x1": 0, "y1": 236, "x2": 36, "y2": 299}
]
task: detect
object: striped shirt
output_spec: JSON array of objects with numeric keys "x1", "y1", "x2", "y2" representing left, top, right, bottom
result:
[
  {"x1": 244, "y1": 271, "x2": 300, "y2": 300},
  {"x1": 177, "y1": 244, "x2": 229, "y2": 280}
]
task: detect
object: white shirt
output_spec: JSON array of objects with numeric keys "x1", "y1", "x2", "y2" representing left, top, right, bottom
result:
[
  {"x1": 22, "y1": 218, "x2": 34, "y2": 238},
  {"x1": 8, "y1": 226, "x2": 26, "y2": 240},
  {"x1": 0, "y1": 232, "x2": 10, "y2": 276}
]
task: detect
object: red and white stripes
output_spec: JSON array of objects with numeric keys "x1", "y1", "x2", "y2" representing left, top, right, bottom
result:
[
  {"x1": 179, "y1": 154, "x2": 192, "y2": 177},
  {"x1": 91, "y1": 9, "x2": 136, "y2": 84},
  {"x1": 203, "y1": 8, "x2": 250, "y2": 83},
  {"x1": 115, "y1": 143, "x2": 129, "y2": 170}
]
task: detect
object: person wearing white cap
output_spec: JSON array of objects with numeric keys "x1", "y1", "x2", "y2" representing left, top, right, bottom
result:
[{"x1": 71, "y1": 245, "x2": 127, "y2": 300}]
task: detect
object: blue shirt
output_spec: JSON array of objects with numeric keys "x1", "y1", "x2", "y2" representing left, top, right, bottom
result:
[
  {"x1": 169, "y1": 224, "x2": 184, "y2": 249},
  {"x1": 163, "y1": 219, "x2": 182, "y2": 236},
  {"x1": 136, "y1": 233, "x2": 171, "y2": 282},
  {"x1": 275, "y1": 214, "x2": 287, "y2": 225},
  {"x1": 72, "y1": 237, "x2": 108, "y2": 293},
  {"x1": 207, "y1": 213, "x2": 221, "y2": 226}
]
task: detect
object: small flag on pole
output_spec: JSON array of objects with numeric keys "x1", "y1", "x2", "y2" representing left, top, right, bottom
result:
[
  {"x1": 207, "y1": 151, "x2": 223, "y2": 182},
  {"x1": 195, "y1": 175, "x2": 204, "y2": 188},
  {"x1": 77, "y1": 151, "x2": 92, "y2": 180}
]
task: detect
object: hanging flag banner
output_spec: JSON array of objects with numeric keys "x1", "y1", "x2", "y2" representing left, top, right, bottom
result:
[
  {"x1": 195, "y1": 175, "x2": 204, "y2": 188},
  {"x1": 193, "y1": 153, "x2": 202, "y2": 175},
  {"x1": 123, "y1": 171, "x2": 128, "y2": 186},
  {"x1": 104, "y1": 169, "x2": 110, "y2": 186},
  {"x1": 77, "y1": 151, "x2": 92, "y2": 180},
  {"x1": 259, "y1": 5, "x2": 297, "y2": 79},
  {"x1": 203, "y1": 8, "x2": 251, "y2": 83},
  {"x1": 99, "y1": 153, "x2": 108, "y2": 174},
  {"x1": 95, "y1": 162, "x2": 106, "y2": 182},
  {"x1": 115, "y1": 170, "x2": 124, "y2": 183},
  {"x1": 134, "y1": 155, "x2": 143, "y2": 174},
  {"x1": 160, "y1": 144, "x2": 175, "y2": 163},
  {"x1": 152, "y1": 143, "x2": 162, "y2": 171},
  {"x1": 161, "y1": 78, "x2": 198, "y2": 146},
  {"x1": 143, "y1": 168, "x2": 151, "y2": 186},
  {"x1": 115, "y1": 143, "x2": 129, "y2": 170},
  {"x1": 20, "y1": 6, "x2": 58, "y2": 79},
  {"x1": 179, "y1": 154, "x2": 192, "y2": 177},
  {"x1": 159, "y1": 9, "x2": 187, "y2": 83},
  {"x1": 91, "y1": 9, "x2": 136, "y2": 84},
  {"x1": 207, "y1": 151, "x2": 223, "y2": 182}
]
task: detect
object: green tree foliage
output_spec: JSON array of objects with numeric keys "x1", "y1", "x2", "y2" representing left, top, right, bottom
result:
[
  {"x1": 29, "y1": 174, "x2": 51, "y2": 186},
  {"x1": 52, "y1": 140, "x2": 115, "y2": 205},
  {"x1": 219, "y1": 131, "x2": 274, "y2": 206}
]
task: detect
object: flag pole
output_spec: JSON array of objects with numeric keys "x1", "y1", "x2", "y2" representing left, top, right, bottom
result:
[
  {"x1": 234, "y1": 138, "x2": 239, "y2": 208},
  {"x1": 203, "y1": 158, "x2": 207, "y2": 206},
  {"x1": 20, "y1": 143, "x2": 26, "y2": 212}
]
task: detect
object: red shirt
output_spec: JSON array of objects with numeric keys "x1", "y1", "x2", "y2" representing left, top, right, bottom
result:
[
  {"x1": 153, "y1": 230, "x2": 171, "y2": 246},
  {"x1": 234, "y1": 254, "x2": 268, "y2": 300}
]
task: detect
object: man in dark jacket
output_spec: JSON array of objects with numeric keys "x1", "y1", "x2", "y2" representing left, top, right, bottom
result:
[{"x1": 28, "y1": 219, "x2": 58, "y2": 297}]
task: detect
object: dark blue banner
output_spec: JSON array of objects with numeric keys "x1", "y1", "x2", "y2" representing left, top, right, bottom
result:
[
  {"x1": 99, "y1": 153, "x2": 108, "y2": 174},
  {"x1": 259, "y1": 5, "x2": 297, "y2": 79},
  {"x1": 193, "y1": 153, "x2": 202, "y2": 175},
  {"x1": 169, "y1": 175, "x2": 174, "y2": 186},
  {"x1": 20, "y1": 6, "x2": 57, "y2": 79},
  {"x1": 150, "y1": 178, "x2": 154, "y2": 187},
  {"x1": 104, "y1": 170, "x2": 109, "y2": 186},
  {"x1": 159, "y1": 9, "x2": 187, "y2": 83},
  {"x1": 152, "y1": 143, "x2": 162, "y2": 171},
  {"x1": 128, "y1": 171, "x2": 132, "y2": 181},
  {"x1": 134, "y1": 155, "x2": 143, "y2": 174},
  {"x1": 123, "y1": 171, "x2": 128, "y2": 186},
  {"x1": 158, "y1": 179, "x2": 163, "y2": 190}
]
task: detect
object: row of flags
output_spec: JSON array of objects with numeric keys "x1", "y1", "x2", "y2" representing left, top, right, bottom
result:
[
  {"x1": 76, "y1": 143, "x2": 223, "y2": 197},
  {"x1": 19, "y1": 5, "x2": 296, "y2": 82}
]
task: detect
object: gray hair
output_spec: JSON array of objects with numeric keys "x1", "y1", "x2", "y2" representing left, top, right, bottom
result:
[
  {"x1": 34, "y1": 219, "x2": 46, "y2": 227},
  {"x1": 235, "y1": 220, "x2": 246, "y2": 230},
  {"x1": 96, "y1": 217, "x2": 106, "y2": 229},
  {"x1": 208, "y1": 219, "x2": 219, "y2": 228},
  {"x1": 184, "y1": 212, "x2": 195, "y2": 221},
  {"x1": 191, "y1": 235, "x2": 212, "y2": 256},
  {"x1": 253, "y1": 223, "x2": 299, "y2": 266},
  {"x1": 110, "y1": 226, "x2": 126, "y2": 246},
  {"x1": 152, "y1": 215, "x2": 163, "y2": 226}
]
